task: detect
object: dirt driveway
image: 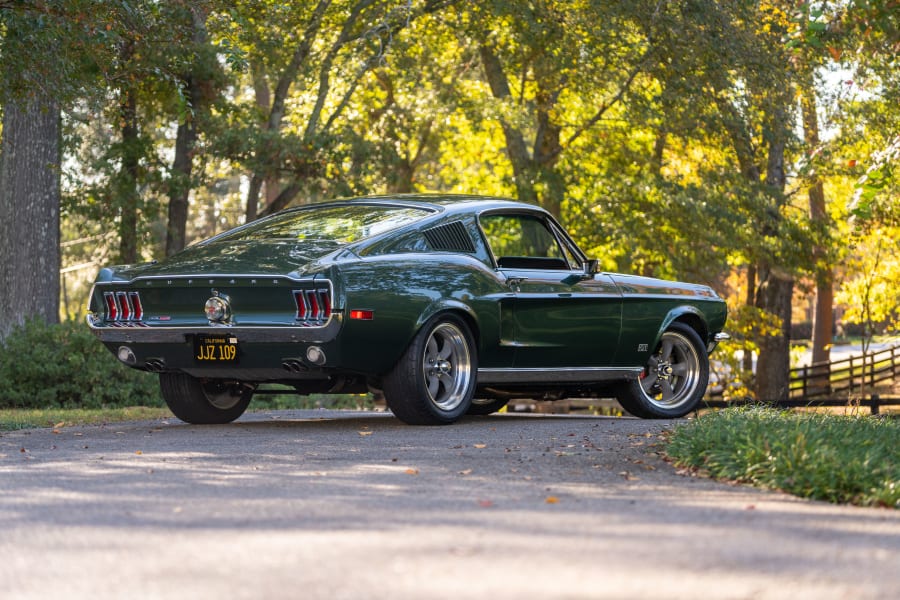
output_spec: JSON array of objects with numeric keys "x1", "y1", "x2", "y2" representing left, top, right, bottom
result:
[{"x1": 1, "y1": 410, "x2": 897, "y2": 599}]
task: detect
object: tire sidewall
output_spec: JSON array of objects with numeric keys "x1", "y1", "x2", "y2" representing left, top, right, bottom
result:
[
  {"x1": 384, "y1": 312, "x2": 477, "y2": 425},
  {"x1": 159, "y1": 373, "x2": 252, "y2": 424},
  {"x1": 621, "y1": 323, "x2": 709, "y2": 419}
]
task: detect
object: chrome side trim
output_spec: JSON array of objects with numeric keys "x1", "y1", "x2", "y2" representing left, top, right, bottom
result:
[
  {"x1": 86, "y1": 314, "x2": 343, "y2": 344},
  {"x1": 476, "y1": 367, "x2": 642, "y2": 384}
]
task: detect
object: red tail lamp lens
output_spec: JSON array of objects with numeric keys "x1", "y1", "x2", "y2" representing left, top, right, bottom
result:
[
  {"x1": 349, "y1": 309, "x2": 374, "y2": 321},
  {"x1": 104, "y1": 292, "x2": 118, "y2": 320}
]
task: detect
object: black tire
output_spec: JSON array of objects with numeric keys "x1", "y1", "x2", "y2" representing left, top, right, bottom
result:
[
  {"x1": 616, "y1": 322, "x2": 709, "y2": 419},
  {"x1": 467, "y1": 398, "x2": 509, "y2": 416},
  {"x1": 383, "y1": 314, "x2": 477, "y2": 425},
  {"x1": 159, "y1": 373, "x2": 253, "y2": 424}
]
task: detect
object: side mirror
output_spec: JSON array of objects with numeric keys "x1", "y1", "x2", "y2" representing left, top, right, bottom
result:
[{"x1": 582, "y1": 259, "x2": 599, "y2": 277}]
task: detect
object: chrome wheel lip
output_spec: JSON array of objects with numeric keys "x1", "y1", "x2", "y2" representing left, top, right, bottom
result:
[
  {"x1": 639, "y1": 331, "x2": 701, "y2": 411},
  {"x1": 422, "y1": 322, "x2": 472, "y2": 412}
]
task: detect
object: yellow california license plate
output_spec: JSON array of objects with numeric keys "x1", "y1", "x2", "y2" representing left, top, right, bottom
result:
[{"x1": 194, "y1": 335, "x2": 239, "y2": 363}]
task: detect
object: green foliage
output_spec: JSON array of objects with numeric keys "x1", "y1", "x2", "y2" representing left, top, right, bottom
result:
[
  {"x1": 666, "y1": 407, "x2": 900, "y2": 508},
  {"x1": 0, "y1": 319, "x2": 162, "y2": 409}
]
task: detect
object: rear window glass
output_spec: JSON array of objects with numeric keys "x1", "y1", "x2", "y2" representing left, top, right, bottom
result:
[{"x1": 217, "y1": 204, "x2": 431, "y2": 244}]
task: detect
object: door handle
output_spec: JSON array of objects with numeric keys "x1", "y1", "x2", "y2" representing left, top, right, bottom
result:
[{"x1": 507, "y1": 276, "x2": 527, "y2": 290}]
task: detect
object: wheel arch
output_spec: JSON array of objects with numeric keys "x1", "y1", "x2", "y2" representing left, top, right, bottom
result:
[
  {"x1": 416, "y1": 300, "x2": 481, "y2": 346},
  {"x1": 656, "y1": 307, "x2": 709, "y2": 351}
]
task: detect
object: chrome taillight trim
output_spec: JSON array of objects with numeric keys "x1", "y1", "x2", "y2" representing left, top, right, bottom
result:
[
  {"x1": 103, "y1": 291, "x2": 144, "y2": 323},
  {"x1": 293, "y1": 287, "x2": 333, "y2": 324}
]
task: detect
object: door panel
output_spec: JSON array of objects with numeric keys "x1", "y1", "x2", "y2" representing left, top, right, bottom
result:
[{"x1": 500, "y1": 268, "x2": 622, "y2": 368}]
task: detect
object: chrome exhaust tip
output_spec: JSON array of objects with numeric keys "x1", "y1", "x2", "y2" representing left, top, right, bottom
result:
[
  {"x1": 281, "y1": 359, "x2": 308, "y2": 373},
  {"x1": 144, "y1": 358, "x2": 166, "y2": 372}
]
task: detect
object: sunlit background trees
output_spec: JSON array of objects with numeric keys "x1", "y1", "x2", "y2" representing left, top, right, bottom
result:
[{"x1": 1, "y1": 0, "x2": 897, "y2": 401}]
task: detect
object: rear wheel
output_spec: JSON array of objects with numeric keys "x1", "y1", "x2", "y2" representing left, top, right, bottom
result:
[
  {"x1": 159, "y1": 373, "x2": 254, "y2": 424},
  {"x1": 383, "y1": 314, "x2": 476, "y2": 425},
  {"x1": 616, "y1": 323, "x2": 708, "y2": 419}
]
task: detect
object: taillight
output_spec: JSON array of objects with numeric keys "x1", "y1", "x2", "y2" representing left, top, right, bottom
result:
[
  {"x1": 130, "y1": 292, "x2": 143, "y2": 321},
  {"x1": 117, "y1": 292, "x2": 131, "y2": 320},
  {"x1": 293, "y1": 288, "x2": 332, "y2": 324},
  {"x1": 103, "y1": 291, "x2": 144, "y2": 323},
  {"x1": 104, "y1": 292, "x2": 118, "y2": 320}
]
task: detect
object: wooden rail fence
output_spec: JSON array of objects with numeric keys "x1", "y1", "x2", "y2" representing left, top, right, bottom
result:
[{"x1": 706, "y1": 344, "x2": 900, "y2": 414}]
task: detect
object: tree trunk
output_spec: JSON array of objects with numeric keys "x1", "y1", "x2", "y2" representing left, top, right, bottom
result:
[
  {"x1": 166, "y1": 77, "x2": 197, "y2": 256},
  {"x1": 0, "y1": 97, "x2": 62, "y2": 340},
  {"x1": 743, "y1": 264, "x2": 756, "y2": 376},
  {"x1": 166, "y1": 8, "x2": 209, "y2": 257},
  {"x1": 117, "y1": 84, "x2": 140, "y2": 264},
  {"x1": 754, "y1": 117, "x2": 793, "y2": 401},
  {"x1": 755, "y1": 266, "x2": 793, "y2": 400},
  {"x1": 800, "y1": 80, "x2": 833, "y2": 365}
]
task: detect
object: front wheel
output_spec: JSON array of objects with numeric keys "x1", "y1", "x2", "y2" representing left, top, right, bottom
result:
[
  {"x1": 467, "y1": 398, "x2": 509, "y2": 416},
  {"x1": 159, "y1": 373, "x2": 254, "y2": 424},
  {"x1": 383, "y1": 314, "x2": 477, "y2": 425},
  {"x1": 616, "y1": 323, "x2": 709, "y2": 419}
]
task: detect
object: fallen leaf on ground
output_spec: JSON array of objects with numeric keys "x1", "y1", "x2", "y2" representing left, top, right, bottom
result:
[
  {"x1": 135, "y1": 450, "x2": 143, "y2": 455},
  {"x1": 473, "y1": 443, "x2": 486, "y2": 449},
  {"x1": 458, "y1": 469, "x2": 472, "y2": 475},
  {"x1": 405, "y1": 468, "x2": 419, "y2": 475},
  {"x1": 545, "y1": 496, "x2": 559, "y2": 504},
  {"x1": 477, "y1": 499, "x2": 494, "y2": 508},
  {"x1": 358, "y1": 431, "x2": 373, "y2": 436}
]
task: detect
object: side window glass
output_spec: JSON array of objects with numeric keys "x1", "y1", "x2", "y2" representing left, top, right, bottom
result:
[{"x1": 480, "y1": 213, "x2": 568, "y2": 270}]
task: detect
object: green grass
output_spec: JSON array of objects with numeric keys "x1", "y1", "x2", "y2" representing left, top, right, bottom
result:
[
  {"x1": 0, "y1": 406, "x2": 172, "y2": 431},
  {"x1": 666, "y1": 406, "x2": 899, "y2": 508},
  {"x1": 0, "y1": 394, "x2": 378, "y2": 432}
]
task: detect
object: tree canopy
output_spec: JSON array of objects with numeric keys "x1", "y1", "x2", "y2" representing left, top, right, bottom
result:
[{"x1": 1, "y1": 0, "x2": 898, "y2": 399}]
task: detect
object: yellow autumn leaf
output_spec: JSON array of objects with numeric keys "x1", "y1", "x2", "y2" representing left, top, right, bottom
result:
[{"x1": 545, "y1": 496, "x2": 559, "y2": 504}]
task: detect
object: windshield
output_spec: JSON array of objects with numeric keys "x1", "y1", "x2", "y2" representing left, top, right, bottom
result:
[{"x1": 216, "y1": 204, "x2": 431, "y2": 244}]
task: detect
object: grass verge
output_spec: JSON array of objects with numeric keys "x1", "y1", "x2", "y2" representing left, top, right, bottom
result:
[
  {"x1": 0, "y1": 394, "x2": 377, "y2": 432},
  {"x1": 665, "y1": 406, "x2": 899, "y2": 508},
  {"x1": 0, "y1": 406, "x2": 171, "y2": 431}
]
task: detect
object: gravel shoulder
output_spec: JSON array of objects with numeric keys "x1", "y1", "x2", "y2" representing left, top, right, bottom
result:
[{"x1": 1, "y1": 410, "x2": 898, "y2": 599}]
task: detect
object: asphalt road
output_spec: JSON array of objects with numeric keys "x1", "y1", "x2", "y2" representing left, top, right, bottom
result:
[{"x1": 1, "y1": 410, "x2": 898, "y2": 600}]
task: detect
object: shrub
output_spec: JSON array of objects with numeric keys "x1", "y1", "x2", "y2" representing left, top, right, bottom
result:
[{"x1": 0, "y1": 318, "x2": 162, "y2": 409}]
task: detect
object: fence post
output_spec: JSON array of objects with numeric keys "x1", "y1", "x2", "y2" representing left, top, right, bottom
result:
[
  {"x1": 869, "y1": 351, "x2": 875, "y2": 391},
  {"x1": 849, "y1": 355, "x2": 855, "y2": 397},
  {"x1": 871, "y1": 394, "x2": 880, "y2": 416}
]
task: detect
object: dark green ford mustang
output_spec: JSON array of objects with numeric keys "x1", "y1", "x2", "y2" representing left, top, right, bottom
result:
[{"x1": 88, "y1": 195, "x2": 728, "y2": 425}]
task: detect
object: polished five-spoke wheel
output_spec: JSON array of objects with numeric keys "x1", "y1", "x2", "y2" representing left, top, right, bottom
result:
[
  {"x1": 384, "y1": 314, "x2": 477, "y2": 425},
  {"x1": 616, "y1": 322, "x2": 709, "y2": 418},
  {"x1": 422, "y1": 323, "x2": 473, "y2": 412}
]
